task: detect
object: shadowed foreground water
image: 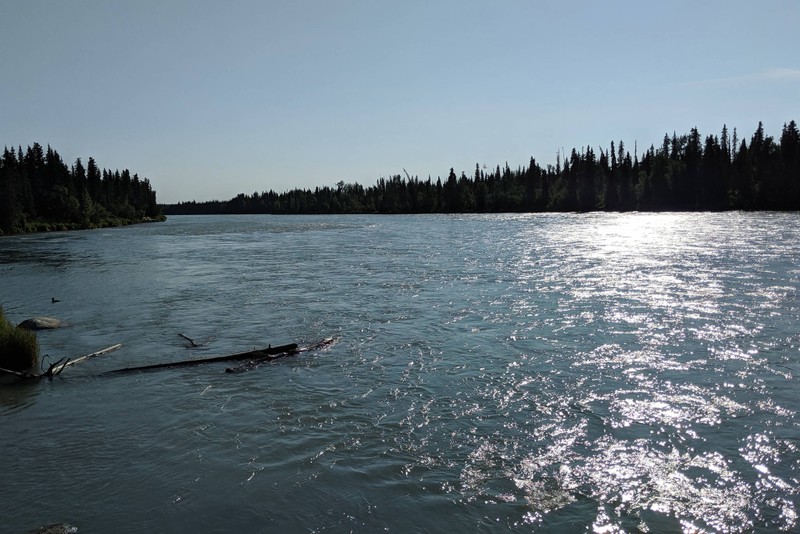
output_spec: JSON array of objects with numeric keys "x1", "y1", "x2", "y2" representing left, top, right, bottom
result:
[{"x1": 1, "y1": 213, "x2": 798, "y2": 533}]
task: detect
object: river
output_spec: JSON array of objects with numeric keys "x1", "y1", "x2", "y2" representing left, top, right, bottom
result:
[{"x1": 0, "y1": 213, "x2": 798, "y2": 533}]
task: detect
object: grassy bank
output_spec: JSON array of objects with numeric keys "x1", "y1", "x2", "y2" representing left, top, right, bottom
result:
[{"x1": 0, "y1": 308, "x2": 39, "y2": 372}]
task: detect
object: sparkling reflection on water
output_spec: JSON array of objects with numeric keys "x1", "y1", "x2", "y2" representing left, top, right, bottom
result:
[{"x1": 0, "y1": 213, "x2": 798, "y2": 533}]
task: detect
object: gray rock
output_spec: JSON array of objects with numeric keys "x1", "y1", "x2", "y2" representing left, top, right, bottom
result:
[{"x1": 18, "y1": 317, "x2": 64, "y2": 330}]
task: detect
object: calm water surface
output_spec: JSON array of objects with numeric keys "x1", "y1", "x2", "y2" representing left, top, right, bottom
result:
[{"x1": 0, "y1": 213, "x2": 798, "y2": 533}]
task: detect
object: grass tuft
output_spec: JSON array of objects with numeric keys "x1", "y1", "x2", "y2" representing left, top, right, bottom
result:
[{"x1": 0, "y1": 307, "x2": 39, "y2": 372}]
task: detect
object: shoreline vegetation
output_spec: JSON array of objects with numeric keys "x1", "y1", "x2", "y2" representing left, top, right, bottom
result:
[
  {"x1": 5, "y1": 120, "x2": 798, "y2": 232},
  {"x1": 0, "y1": 308, "x2": 38, "y2": 373},
  {"x1": 0, "y1": 143, "x2": 164, "y2": 235},
  {"x1": 164, "y1": 120, "x2": 800, "y2": 216}
]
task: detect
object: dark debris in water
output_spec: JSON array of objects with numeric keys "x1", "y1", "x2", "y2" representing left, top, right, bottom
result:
[{"x1": 33, "y1": 524, "x2": 78, "y2": 534}]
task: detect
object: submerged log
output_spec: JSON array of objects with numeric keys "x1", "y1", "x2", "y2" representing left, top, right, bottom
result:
[
  {"x1": 106, "y1": 342, "x2": 299, "y2": 374},
  {"x1": 225, "y1": 337, "x2": 336, "y2": 373},
  {"x1": 108, "y1": 338, "x2": 336, "y2": 375},
  {"x1": 1, "y1": 338, "x2": 336, "y2": 380}
]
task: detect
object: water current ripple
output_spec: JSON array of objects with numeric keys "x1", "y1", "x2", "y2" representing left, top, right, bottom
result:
[{"x1": 1, "y1": 213, "x2": 798, "y2": 532}]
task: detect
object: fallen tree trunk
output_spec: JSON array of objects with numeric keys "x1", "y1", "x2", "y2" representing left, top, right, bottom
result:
[
  {"x1": 0, "y1": 343, "x2": 122, "y2": 380},
  {"x1": 49, "y1": 343, "x2": 123, "y2": 375},
  {"x1": 225, "y1": 337, "x2": 336, "y2": 373},
  {"x1": 0, "y1": 366, "x2": 32, "y2": 379},
  {"x1": 105, "y1": 342, "x2": 300, "y2": 374},
  {"x1": 1, "y1": 338, "x2": 337, "y2": 380}
]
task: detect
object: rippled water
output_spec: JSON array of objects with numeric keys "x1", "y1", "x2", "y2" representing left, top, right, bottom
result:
[{"x1": 1, "y1": 213, "x2": 798, "y2": 533}]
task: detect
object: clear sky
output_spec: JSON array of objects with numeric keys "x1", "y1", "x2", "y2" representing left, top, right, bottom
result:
[{"x1": 2, "y1": 0, "x2": 798, "y2": 204}]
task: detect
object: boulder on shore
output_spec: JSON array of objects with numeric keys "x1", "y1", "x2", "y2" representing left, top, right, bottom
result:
[{"x1": 18, "y1": 317, "x2": 63, "y2": 330}]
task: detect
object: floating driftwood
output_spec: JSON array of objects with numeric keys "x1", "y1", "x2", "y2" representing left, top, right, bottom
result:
[
  {"x1": 0, "y1": 343, "x2": 122, "y2": 380},
  {"x1": 106, "y1": 338, "x2": 335, "y2": 375}
]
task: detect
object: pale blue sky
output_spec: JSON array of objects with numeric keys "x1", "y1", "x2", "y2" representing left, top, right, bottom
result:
[{"x1": 2, "y1": 0, "x2": 798, "y2": 204}]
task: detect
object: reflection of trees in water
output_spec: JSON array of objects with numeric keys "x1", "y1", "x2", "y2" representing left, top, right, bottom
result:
[
  {"x1": 0, "y1": 249, "x2": 71, "y2": 268},
  {"x1": 0, "y1": 233, "x2": 97, "y2": 269},
  {"x1": 0, "y1": 236, "x2": 79, "y2": 268}
]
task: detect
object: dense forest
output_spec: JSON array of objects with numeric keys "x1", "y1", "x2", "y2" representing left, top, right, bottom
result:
[
  {"x1": 165, "y1": 121, "x2": 800, "y2": 215},
  {"x1": 0, "y1": 143, "x2": 163, "y2": 234}
]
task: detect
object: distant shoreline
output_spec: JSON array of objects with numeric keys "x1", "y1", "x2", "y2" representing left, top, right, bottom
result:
[
  {"x1": 160, "y1": 206, "x2": 794, "y2": 216},
  {"x1": 0, "y1": 215, "x2": 166, "y2": 236},
  {"x1": 162, "y1": 120, "x2": 800, "y2": 216}
]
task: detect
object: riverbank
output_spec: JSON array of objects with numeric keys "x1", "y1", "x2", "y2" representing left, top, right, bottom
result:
[{"x1": 0, "y1": 215, "x2": 166, "y2": 236}]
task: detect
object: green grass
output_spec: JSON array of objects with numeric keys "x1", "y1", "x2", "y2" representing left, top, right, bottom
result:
[{"x1": 0, "y1": 307, "x2": 39, "y2": 373}]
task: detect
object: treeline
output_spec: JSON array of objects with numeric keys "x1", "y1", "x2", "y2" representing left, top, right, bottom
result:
[
  {"x1": 165, "y1": 120, "x2": 800, "y2": 215},
  {"x1": 1, "y1": 143, "x2": 163, "y2": 234}
]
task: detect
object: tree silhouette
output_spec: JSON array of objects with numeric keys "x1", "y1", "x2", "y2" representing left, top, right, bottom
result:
[
  {"x1": 154, "y1": 120, "x2": 800, "y2": 216},
  {"x1": 0, "y1": 144, "x2": 163, "y2": 234}
]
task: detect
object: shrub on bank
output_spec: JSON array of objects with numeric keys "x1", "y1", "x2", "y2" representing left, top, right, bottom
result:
[{"x1": 0, "y1": 308, "x2": 39, "y2": 373}]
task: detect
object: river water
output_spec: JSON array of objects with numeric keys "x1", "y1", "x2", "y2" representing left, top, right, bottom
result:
[{"x1": 0, "y1": 213, "x2": 798, "y2": 533}]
